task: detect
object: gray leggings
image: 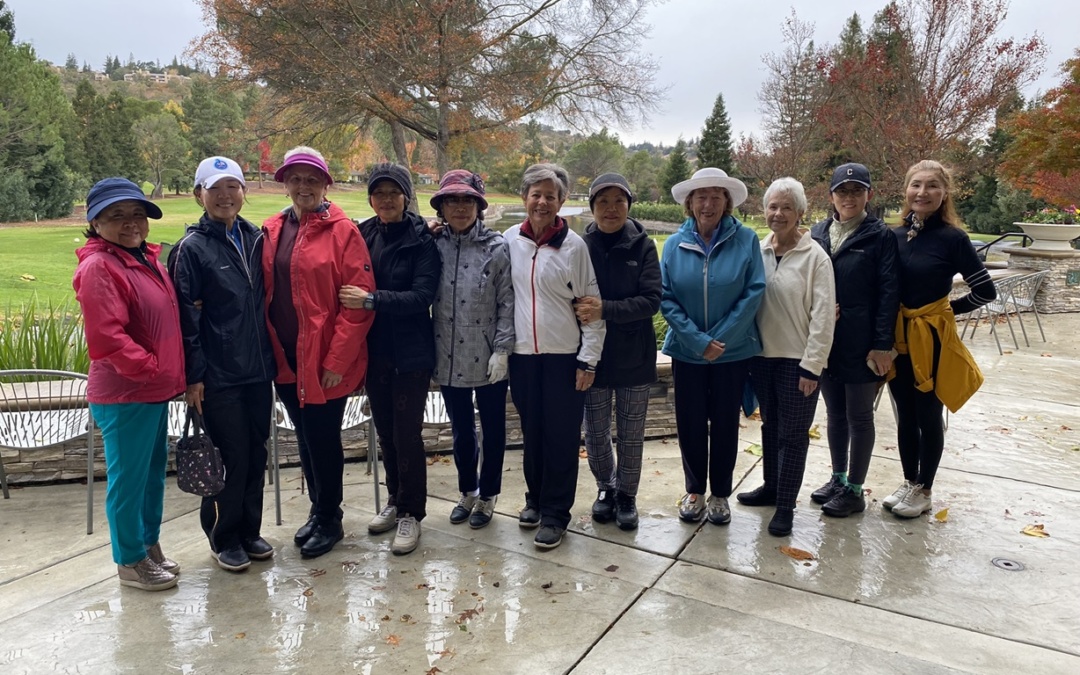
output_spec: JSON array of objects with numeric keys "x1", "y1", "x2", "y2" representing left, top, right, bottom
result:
[{"x1": 819, "y1": 374, "x2": 879, "y2": 485}]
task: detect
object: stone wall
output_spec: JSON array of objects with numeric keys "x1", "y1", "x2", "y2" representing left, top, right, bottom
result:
[
  {"x1": 1007, "y1": 249, "x2": 1080, "y2": 314},
  {"x1": 2, "y1": 360, "x2": 678, "y2": 486}
]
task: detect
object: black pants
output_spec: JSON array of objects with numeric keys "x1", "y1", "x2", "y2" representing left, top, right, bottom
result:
[
  {"x1": 820, "y1": 372, "x2": 879, "y2": 485},
  {"x1": 751, "y1": 358, "x2": 820, "y2": 510},
  {"x1": 275, "y1": 382, "x2": 347, "y2": 526},
  {"x1": 366, "y1": 358, "x2": 431, "y2": 521},
  {"x1": 200, "y1": 381, "x2": 272, "y2": 552},
  {"x1": 672, "y1": 357, "x2": 751, "y2": 497},
  {"x1": 509, "y1": 353, "x2": 585, "y2": 529},
  {"x1": 441, "y1": 381, "x2": 509, "y2": 498},
  {"x1": 888, "y1": 354, "x2": 945, "y2": 489}
]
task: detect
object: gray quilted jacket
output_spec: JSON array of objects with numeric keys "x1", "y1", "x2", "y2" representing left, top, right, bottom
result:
[{"x1": 432, "y1": 220, "x2": 515, "y2": 387}]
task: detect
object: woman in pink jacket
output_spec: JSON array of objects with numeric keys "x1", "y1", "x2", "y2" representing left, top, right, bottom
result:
[
  {"x1": 263, "y1": 147, "x2": 376, "y2": 559},
  {"x1": 73, "y1": 178, "x2": 186, "y2": 592}
]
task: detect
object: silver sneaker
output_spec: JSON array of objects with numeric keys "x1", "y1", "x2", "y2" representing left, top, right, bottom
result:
[
  {"x1": 706, "y1": 495, "x2": 731, "y2": 525},
  {"x1": 678, "y1": 493, "x2": 706, "y2": 522},
  {"x1": 368, "y1": 504, "x2": 398, "y2": 534},
  {"x1": 118, "y1": 557, "x2": 177, "y2": 591},
  {"x1": 892, "y1": 484, "x2": 932, "y2": 518},
  {"x1": 470, "y1": 496, "x2": 497, "y2": 529},
  {"x1": 146, "y1": 542, "x2": 180, "y2": 574},
  {"x1": 882, "y1": 480, "x2": 916, "y2": 512},
  {"x1": 391, "y1": 516, "x2": 421, "y2": 555},
  {"x1": 450, "y1": 493, "x2": 478, "y2": 524}
]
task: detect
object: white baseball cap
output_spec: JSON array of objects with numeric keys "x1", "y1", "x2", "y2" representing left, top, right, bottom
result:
[{"x1": 194, "y1": 156, "x2": 246, "y2": 190}]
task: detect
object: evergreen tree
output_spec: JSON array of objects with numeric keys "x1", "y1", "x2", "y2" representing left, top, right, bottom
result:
[
  {"x1": 697, "y1": 93, "x2": 734, "y2": 172},
  {"x1": 837, "y1": 13, "x2": 865, "y2": 59},
  {"x1": 0, "y1": 0, "x2": 15, "y2": 41},
  {"x1": 659, "y1": 140, "x2": 691, "y2": 204},
  {"x1": 185, "y1": 78, "x2": 243, "y2": 160}
]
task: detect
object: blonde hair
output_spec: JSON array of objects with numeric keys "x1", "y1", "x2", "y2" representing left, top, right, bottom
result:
[
  {"x1": 683, "y1": 188, "x2": 733, "y2": 219},
  {"x1": 902, "y1": 160, "x2": 960, "y2": 228}
]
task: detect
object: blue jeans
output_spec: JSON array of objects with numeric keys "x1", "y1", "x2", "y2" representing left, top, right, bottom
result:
[
  {"x1": 90, "y1": 402, "x2": 169, "y2": 565},
  {"x1": 441, "y1": 381, "x2": 509, "y2": 498}
]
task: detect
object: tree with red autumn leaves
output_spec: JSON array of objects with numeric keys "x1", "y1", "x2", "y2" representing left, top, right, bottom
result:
[
  {"x1": 194, "y1": 0, "x2": 663, "y2": 176},
  {"x1": 1001, "y1": 51, "x2": 1080, "y2": 207}
]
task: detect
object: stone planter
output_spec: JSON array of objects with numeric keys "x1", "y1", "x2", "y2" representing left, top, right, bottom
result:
[{"x1": 1014, "y1": 222, "x2": 1080, "y2": 252}]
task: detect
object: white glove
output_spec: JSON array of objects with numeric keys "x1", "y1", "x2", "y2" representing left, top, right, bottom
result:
[{"x1": 487, "y1": 352, "x2": 509, "y2": 384}]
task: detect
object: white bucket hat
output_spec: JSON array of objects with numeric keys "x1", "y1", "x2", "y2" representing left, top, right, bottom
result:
[{"x1": 671, "y1": 167, "x2": 748, "y2": 208}]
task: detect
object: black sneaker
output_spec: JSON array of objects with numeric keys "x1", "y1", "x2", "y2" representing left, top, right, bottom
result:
[
  {"x1": 519, "y1": 494, "x2": 540, "y2": 529},
  {"x1": 242, "y1": 537, "x2": 274, "y2": 560},
  {"x1": 614, "y1": 492, "x2": 638, "y2": 530},
  {"x1": 591, "y1": 489, "x2": 616, "y2": 523},
  {"x1": 450, "y1": 494, "x2": 477, "y2": 524},
  {"x1": 821, "y1": 486, "x2": 866, "y2": 517},
  {"x1": 810, "y1": 476, "x2": 846, "y2": 505},
  {"x1": 768, "y1": 508, "x2": 794, "y2": 537},
  {"x1": 212, "y1": 545, "x2": 251, "y2": 572},
  {"x1": 735, "y1": 484, "x2": 776, "y2": 507},
  {"x1": 534, "y1": 524, "x2": 565, "y2": 549}
]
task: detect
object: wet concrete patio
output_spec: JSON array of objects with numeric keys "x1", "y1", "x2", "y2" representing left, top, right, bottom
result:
[{"x1": 2, "y1": 313, "x2": 1079, "y2": 674}]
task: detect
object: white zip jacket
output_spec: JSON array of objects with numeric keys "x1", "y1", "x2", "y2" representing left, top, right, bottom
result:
[
  {"x1": 757, "y1": 229, "x2": 836, "y2": 376},
  {"x1": 504, "y1": 223, "x2": 606, "y2": 366}
]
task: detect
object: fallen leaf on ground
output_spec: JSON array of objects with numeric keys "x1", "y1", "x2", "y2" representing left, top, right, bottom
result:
[
  {"x1": 1060, "y1": 425, "x2": 1072, "y2": 431},
  {"x1": 441, "y1": 456, "x2": 451, "y2": 463},
  {"x1": 747, "y1": 411, "x2": 761, "y2": 420},
  {"x1": 1071, "y1": 446, "x2": 1080, "y2": 452},
  {"x1": 456, "y1": 608, "x2": 481, "y2": 624},
  {"x1": 541, "y1": 581, "x2": 553, "y2": 589},
  {"x1": 302, "y1": 588, "x2": 314, "y2": 597},
  {"x1": 1024, "y1": 510, "x2": 1046, "y2": 517},
  {"x1": 493, "y1": 582, "x2": 500, "y2": 588},
  {"x1": 310, "y1": 568, "x2": 326, "y2": 577},
  {"x1": 779, "y1": 546, "x2": 816, "y2": 561},
  {"x1": 427, "y1": 454, "x2": 442, "y2": 465},
  {"x1": 386, "y1": 635, "x2": 401, "y2": 646},
  {"x1": 235, "y1": 633, "x2": 246, "y2": 639},
  {"x1": 579, "y1": 449, "x2": 588, "y2": 458},
  {"x1": 1040, "y1": 353, "x2": 1053, "y2": 357},
  {"x1": 426, "y1": 668, "x2": 443, "y2": 675},
  {"x1": 19, "y1": 274, "x2": 36, "y2": 281},
  {"x1": 934, "y1": 508, "x2": 949, "y2": 522},
  {"x1": 1022, "y1": 524, "x2": 1050, "y2": 538},
  {"x1": 744, "y1": 444, "x2": 763, "y2": 457},
  {"x1": 807, "y1": 425, "x2": 821, "y2": 439},
  {"x1": 416, "y1": 583, "x2": 430, "y2": 590},
  {"x1": 604, "y1": 564, "x2": 619, "y2": 572}
]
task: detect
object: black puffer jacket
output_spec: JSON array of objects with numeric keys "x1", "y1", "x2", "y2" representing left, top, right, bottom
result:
[
  {"x1": 810, "y1": 214, "x2": 900, "y2": 383},
  {"x1": 582, "y1": 218, "x2": 662, "y2": 388},
  {"x1": 168, "y1": 214, "x2": 276, "y2": 392},
  {"x1": 357, "y1": 211, "x2": 441, "y2": 373}
]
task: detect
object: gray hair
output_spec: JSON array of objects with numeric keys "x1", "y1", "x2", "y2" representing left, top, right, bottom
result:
[
  {"x1": 763, "y1": 177, "x2": 808, "y2": 215},
  {"x1": 284, "y1": 145, "x2": 326, "y2": 163},
  {"x1": 520, "y1": 163, "x2": 570, "y2": 202}
]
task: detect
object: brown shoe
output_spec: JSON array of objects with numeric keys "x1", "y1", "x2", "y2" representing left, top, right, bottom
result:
[
  {"x1": 146, "y1": 542, "x2": 180, "y2": 574},
  {"x1": 118, "y1": 557, "x2": 178, "y2": 591}
]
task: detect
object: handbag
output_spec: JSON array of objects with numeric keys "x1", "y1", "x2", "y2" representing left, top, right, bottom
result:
[{"x1": 174, "y1": 407, "x2": 226, "y2": 497}]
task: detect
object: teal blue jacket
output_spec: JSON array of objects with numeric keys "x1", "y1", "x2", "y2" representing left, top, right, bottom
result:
[{"x1": 660, "y1": 216, "x2": 765, "y2": 364}]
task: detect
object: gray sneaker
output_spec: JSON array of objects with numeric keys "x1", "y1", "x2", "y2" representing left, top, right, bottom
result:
[
  {"x1": 882, "y1": 480, "x2": 916, "y2": 512},
  {"x1": 450, "y1": 493, "x2": 477, "y2": 524},
  {"x1": 118, "y1": 557, "x2": 177, "y2": 591},
  {"x1": 678, "y1": 493, "x2": 706, "y2": 522},
  {"x1": 146, "y1": 542, "x2": 180, "y2": 574},
  {"x1": 470, "y1": 496, "x2": 497, "y2": 529},
  {"x1": 368, "y1": 504, "x2": 398, "y2": 534},
  {"x1": 706, "y1": 495, "x2": 731, "y2": 525},
  {"x1": 391, "y1": 516, "x2": 421, "y2": 555}
]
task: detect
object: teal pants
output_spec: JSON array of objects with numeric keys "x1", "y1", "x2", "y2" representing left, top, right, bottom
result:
[{"x1": 90, "y1": 402, "x2": 169, "y2": 565}]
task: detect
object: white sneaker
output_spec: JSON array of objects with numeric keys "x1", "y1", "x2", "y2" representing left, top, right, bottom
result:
[
  {"x1": 391, "y1": 516, "x2": 420, "y2": 555},
  {"x1": 892, "y1": 484, "x2": 932, "y2": 518},
  {"x1": 882, "y1": 480, "x2": 916, "y2": 511},
  {"x1": 368, "y1": 504, "x2": 398, "y2": 534}
]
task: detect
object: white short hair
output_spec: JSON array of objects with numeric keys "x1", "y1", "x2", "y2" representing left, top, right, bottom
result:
[
  {"x1": 283, "y1": 146, "x2": 326, "y2": 163},
  {"x1": 763, "y1": 177, "x2": 807, "y2": 215}
]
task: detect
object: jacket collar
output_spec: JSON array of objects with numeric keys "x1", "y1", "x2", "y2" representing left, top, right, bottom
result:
[
  {"x1": 444, "y1": 218, "x2": 498, "y2": 244},
  {"x1": 195, "y1": 213, "x2": 260, "y2": 241},
  {"x1": 761, "y1": 229, "x2": 813, "y2": 254},
  {"x1": 522, "y1": 216, "x2": 569, "y2": 248},
  {"x1": 77, "y1": 236, "x2": 161, "y2": 269},
  {"x1": 584, "y1": 217, "x2": 647, "y2": 250},
  {"x1": 678, "y1": 214, "x2": 740, "y2": 249}
]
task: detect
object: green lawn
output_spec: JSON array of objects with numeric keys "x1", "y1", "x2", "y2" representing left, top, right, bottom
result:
[{"x1": 0, "y1": 187, "x2": 550, "y2": 312}]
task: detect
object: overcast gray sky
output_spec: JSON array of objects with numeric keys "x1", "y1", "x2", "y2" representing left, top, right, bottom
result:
[{"x1": 8, "y1": 0, "x2": 1077, "y2": 146}]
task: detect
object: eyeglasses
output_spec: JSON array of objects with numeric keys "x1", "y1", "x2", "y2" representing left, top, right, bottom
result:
[
  {"x1": 834, "y1": 186, "x2": 868, "y2": 197},
  {"x1": 443, "y1": 196, "x2": 476, "y2": 207}
]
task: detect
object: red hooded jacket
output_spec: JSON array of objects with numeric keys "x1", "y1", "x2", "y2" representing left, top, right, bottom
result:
[
  {"x1": 73, "y1": 238, "x2": 186, "y2": 404},
  {"x1": 262, "y1": 203, "x2": 375, "y2": 406}
]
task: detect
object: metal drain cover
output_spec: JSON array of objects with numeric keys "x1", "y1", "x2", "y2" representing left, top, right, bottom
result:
[{"x1": 991, "y1": 557, "x2": 1025, "y2": 571}]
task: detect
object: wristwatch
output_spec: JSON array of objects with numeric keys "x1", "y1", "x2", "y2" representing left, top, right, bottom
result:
[{"x1": 362, "y1": 293, "x2": 376, "y2": 311}]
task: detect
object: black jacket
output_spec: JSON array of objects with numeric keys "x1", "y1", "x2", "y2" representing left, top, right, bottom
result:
[
  {"x1": 358, "y1": 211, "x2": 441, "y2": 373},
  {"x1": 810, "y1": 214, "x2": 900, "y2": 383},
  {"x1": 167, "y1": 214, "x2": 276, "y2": 392},
  {"x1": 582, "y1": 218, "x2": 662, "y2": 388}
]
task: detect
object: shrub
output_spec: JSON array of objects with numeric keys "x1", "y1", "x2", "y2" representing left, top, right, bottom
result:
[
  {"x1": 0, "y1": 298, "x2": 89, "y2": 373},
  {"x1": 630, "y1": 202, "x2": 685, "y2": 223},
  {"x1": 653, "y1": 311, "x2": 668, "y2": 350}
]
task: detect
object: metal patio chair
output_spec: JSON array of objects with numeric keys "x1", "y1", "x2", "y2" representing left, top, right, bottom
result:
[
  {"x1": 1007, "y1": 270, "x2": 1049, "y2": 346},
  {"x1": 0, "y1": 370, "x2": 97, "y2": 534},
  {"x1": 961, "y1": 275, "x2": 1023, "y2": 355}
]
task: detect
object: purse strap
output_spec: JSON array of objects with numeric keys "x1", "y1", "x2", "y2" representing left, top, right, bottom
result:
[{"x1": 183, "y1": 406, "x2": 205, "y2": 438}]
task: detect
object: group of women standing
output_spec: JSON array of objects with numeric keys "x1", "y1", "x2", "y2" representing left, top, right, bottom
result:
[{"x1": 74, "y1": 149, "x2": 993, "y2": 590}]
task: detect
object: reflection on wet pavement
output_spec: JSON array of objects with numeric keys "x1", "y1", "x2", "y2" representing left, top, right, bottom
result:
[{"x1": 2, "y1": 315, "x2": 1080, "y2": 672}]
